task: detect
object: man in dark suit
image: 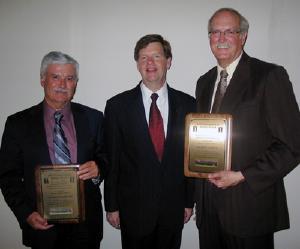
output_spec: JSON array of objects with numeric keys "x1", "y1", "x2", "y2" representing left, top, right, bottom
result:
[
  {"x1": 104, "y1": 34, "x2": 195, "y2": 249},
  {"x1": 0, "y1": 51, "x2": 105, "y2": 249},
  {"x1": 195, "y1": 8, "x2": 300, "y2": 249}
]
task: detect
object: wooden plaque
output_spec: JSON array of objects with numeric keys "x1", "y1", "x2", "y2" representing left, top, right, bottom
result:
[
  {"x1": 184, "y1": 113, "x2": 232, "y2": 178},
  {"x1": 35, "y1": 164, "x2": 85, "y2": 223}
]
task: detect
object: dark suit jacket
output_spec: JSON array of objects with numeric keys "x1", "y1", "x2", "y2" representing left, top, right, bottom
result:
[
  {"x1": 104, "y1": 84, "x2": 195, "y2": 236},
  {"x1": 0, "y1": 102, "x2": 105, "y2": 246},
  {"x1": 195, "y1": 52, "x2": 300, "y2": 237}
]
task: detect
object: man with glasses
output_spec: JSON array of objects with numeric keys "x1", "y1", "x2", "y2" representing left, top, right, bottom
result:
[
  {"x1": 0, "y1": 51, "x2": 106, "y2": 249},
  {"x1": 195, "y1": 8, "x2": 300, "y2": 249}
]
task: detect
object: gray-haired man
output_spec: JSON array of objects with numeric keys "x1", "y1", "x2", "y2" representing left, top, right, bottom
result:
[{"x1": 0, "y1": 51, "x2": 106, "y2": 249}]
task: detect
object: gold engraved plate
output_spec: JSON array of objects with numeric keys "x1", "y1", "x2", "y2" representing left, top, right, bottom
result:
[
  {"x1": 35, "y1": 164, "x2": 85, "y2": 223},
  {"x1": 184, "y1": 113, "x2": 232, "y2": 178}
]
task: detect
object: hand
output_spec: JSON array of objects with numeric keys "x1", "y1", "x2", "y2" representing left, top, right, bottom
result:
[
  {"x1": 184, "y1": 208, "x2": 193, "y2": 223},
  {"x1": 26, "y1": 212, "x2": 54, "y2": 230},
  {"x1": 106, "y1": 211, "x2": 120, "y2": 229},
  {"x1": 208, "y1": 170, "x2": 245, "y2": 189},
  {"x1": 77, "y1": 161, "x2": 99, "y2": 180}
]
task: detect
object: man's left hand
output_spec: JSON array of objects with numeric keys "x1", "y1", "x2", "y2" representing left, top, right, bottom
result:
[
  {"x1": 77, "y1": 161, "x2": 99, "y2": 180},
  {"x1": 208, "y1": 170, "x2": 245, "y2": 189}
]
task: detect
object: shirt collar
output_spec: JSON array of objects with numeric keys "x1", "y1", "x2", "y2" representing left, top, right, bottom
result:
[
  {"x1": 140, "y1": 81, "x2": 168, "y2": 101},
  {"x1": 43, "y1": 101, "x2": 72, "y2": 120},
  {"x1": 217, "y1": 52, "x2": 243, "y2": 79}
]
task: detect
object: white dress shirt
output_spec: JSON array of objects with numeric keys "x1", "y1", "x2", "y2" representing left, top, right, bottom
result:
[
  {"x1": 210, "y1": 52, "x2": 243, "y2": 112},
  {"x1": 140, "y1": 82, "x2": 169, "y2": 137}
]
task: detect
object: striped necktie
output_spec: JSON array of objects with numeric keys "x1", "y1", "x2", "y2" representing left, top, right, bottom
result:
[
  {"x1": 53, "y1": 112, "x2": 71, "y2": 164},
  {"x1": 211, "y1": 70, "x2": 228, "y2": 113}
]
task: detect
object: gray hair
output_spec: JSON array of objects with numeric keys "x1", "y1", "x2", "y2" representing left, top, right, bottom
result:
[
  {"x1": 208, "y1": 8, "x2": 249, "y2": 34},
  {"x1": 40, "y1": 51, "x2": 79, "y2": 80}
]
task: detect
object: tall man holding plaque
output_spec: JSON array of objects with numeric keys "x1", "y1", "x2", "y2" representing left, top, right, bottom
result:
[
  {"x1": 194, "y1": 8, "x2": 300, "y2": 249},
  {"x1": 0, "y1": 51, "x2": 105, "y2": 249},
  {"x1": 104, "y1": 34, "x2": 195, "y2": 249}
]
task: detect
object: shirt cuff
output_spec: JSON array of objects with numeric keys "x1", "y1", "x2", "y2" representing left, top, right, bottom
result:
[{"x1": 91, "y1": 174, "x2": 101, "y2": 185}]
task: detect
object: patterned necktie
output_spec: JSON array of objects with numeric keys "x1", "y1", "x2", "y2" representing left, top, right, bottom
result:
[
  {"x1": 53, "y1": 112, "x2": 71, "y2": 164},
  {"x1": 211, "y1": 70, "x2": 228, "y2": 113},
  {"x1": 149, "y1": 93, "x2": 165, "y2": 161}
]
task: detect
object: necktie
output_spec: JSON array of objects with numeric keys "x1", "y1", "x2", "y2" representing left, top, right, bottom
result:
[
  {"x1": 53, "y1": 112, "x2": 71, "y2": 164},
  {"x1": 211, "y1": 70, "x2": 228, "y2": 113},
  {"x1": 149, "y1": 93, "x2": 165, "y2": 161}
]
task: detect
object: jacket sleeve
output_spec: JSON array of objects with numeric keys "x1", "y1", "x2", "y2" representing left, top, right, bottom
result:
[
  {"x1": 103, "y1": 100, "x2": 121, "y2": 212},
  {"x1": 184, "y1": 97, "x2": 196, "y2": 208},
  {"x1": 0, "y1": 117, "x2": 34, "y2": 227},
  {"x1": 93, "y1": 111, "x2": 107, "y2": 183},
  {"x1": 242, "y1": 66, "x2": 300, "y2": 194}
]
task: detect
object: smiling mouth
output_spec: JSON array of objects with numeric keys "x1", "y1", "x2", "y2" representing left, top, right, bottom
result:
[
  {"x1": 217, "y1": 43, "x2": 230, "y2": 49},
  {"x1": 146, "y1": 68, "x2": 157, "y2": 72}
]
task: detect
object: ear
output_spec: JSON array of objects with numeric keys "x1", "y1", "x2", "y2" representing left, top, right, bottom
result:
[
  {"x1": 40, "y1": 76, "x2": 45, "y2": 87},
  {"x1": 241, "y1": 32, "x2": 248, "y2": 46},
  {"x1": 167, "y1": 57, "x2": 172, "y2": 70}
]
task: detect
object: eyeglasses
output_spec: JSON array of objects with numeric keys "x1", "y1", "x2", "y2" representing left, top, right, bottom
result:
[{"x1": 208, "y1": 29, "x2": 241, "y2": 38}]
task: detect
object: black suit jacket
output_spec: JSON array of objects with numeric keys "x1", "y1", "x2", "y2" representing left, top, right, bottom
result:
[
  {"x1": 195, "y1": 53, "x2": 300, "y2": 237},
  {"x1": 104, "y1": 84, "x2": 195, "y2": 236},
  {"x1": 0, "y1": 102, "x2": 105, "y2": 245}
]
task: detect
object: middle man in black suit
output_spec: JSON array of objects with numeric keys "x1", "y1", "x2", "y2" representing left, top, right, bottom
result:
[{"x1": 104, "y1": 34, "x2": 195, "y2": 249}]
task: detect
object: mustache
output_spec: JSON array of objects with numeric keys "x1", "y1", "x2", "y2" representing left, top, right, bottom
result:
[
  {"x1": 216, "y1": 43, "x2": 230, "y2": 49},
  {"x1": 53, "y1": 87, "x2": 70, "y2": 93}
]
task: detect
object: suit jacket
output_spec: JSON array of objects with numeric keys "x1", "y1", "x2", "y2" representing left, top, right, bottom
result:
[
  {"x1": 0, "y1": 102, "x2": 105, "y2": 246},
  {"x1": 104, "y1": 84, "x2": 195, "y2": 236},
  {"x1": 195, "y1": 52, "x2": 300, "y2": 237}
]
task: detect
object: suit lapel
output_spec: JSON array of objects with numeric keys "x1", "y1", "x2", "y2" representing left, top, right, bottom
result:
[
  {"x1": 161, "y1": 87, "x2": 181, "y2": 163},
  {"x1": 220, "y1": 53, "x2": 251, "y2": 113},
  {"x1": 130, "y1": 85, "x2": 149, "y2": 134},
  {"x1": 198, "y1": 68, "x2": 217, "y2": 113},
  {"x1": 30, "y1": 103, "x2": 52, "y2": 164},
  {"x1": 127, "y1": 85, "x2": 160, "y2": 162},
  {"x1": 71, "y1": 103, "x2": 90, "y2": 164}
]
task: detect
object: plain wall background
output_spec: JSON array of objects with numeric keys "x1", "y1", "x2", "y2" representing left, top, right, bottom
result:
[{"x1": 0, "y1": 0, "x2": 300, "y2": 248}]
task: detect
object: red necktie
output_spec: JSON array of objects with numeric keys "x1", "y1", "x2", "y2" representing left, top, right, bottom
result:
[{"x1": 149, "y1": 93, "x2": 165, "y2": 161}]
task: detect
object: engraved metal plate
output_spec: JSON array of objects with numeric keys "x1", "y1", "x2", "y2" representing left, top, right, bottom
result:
[
  {"x1": 184, "y1": 113, "x2": 232, "y2": 178},
  {"x1": 35, "y1": 164, "x2": 85, "y2": 223}
]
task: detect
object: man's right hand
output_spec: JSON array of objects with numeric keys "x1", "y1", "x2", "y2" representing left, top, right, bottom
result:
[
  {"x1": 106, "y1": 211, "x2": 120, "y2": 229},
  {"x1": 26, "y1": 211, "x2": 54, "y2": 230}
]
